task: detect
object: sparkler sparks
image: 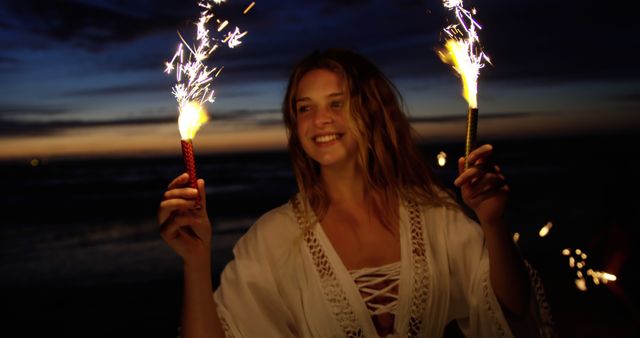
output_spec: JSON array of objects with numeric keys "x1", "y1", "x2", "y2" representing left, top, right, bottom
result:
[
  {"x1": 437, "y1": 0, "x2": 490, "y2": 109},
  {"x1": 164, "y1": 0, "x2": 251, "y2": 140},
  {"x1": 523, "y1": 223, "x2": 619, "y2": 292},
  {"x1": 562, "y1": 247, "x2": 617, "y2": 292}
]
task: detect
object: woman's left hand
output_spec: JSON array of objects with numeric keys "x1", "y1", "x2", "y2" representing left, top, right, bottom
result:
[{"x1": 454, "y1": 144, "x2": 509, "y2": 227}]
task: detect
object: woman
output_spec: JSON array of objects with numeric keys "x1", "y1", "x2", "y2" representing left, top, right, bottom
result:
[{"x1": 158, "y1": 49, "x2": 554, "y2": 337}]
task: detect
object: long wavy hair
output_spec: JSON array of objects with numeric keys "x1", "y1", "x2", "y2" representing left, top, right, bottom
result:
[{"x1": 282, "y1": 49, "x2": 455, "y2": 231}]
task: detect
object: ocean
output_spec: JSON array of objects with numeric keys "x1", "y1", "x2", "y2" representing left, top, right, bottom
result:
[{"x1": 1, "y1": 133, "x2": 638, "y2": 337}]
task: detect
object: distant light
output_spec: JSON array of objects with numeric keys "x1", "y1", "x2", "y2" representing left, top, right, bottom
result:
[
  {"x1": 562, "y1": 248, "x2": 571, "y2": 256},
  {"x1": 512, "y1": 232, "x2": 520, "y2": 244},
  {"x1": 538, "y1": 221, "x2": 553, "y2": 237},
  {"x1": 437, "y1": 151, "x2": 447, "y2": 167},
  {"x1": 30, "y1": 158, "x2": 40, "y2": 167}
]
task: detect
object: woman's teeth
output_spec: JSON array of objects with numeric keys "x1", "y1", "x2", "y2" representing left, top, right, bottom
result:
[{"x1": 315, "y1": 134, "x2": 339, "y2": 143}]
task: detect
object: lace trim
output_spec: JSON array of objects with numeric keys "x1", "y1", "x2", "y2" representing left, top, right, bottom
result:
[
  {"x1": 218, "y1": 316, "x2": 236, "y2": 338},
  {"x1": 349, "y1": 261, "x2": 401, "y2": 316},
  {"x1": 526, "y1": 261, "x2": 558, "y2": 338},
  {"x1": 405, "y1": 199, "x2": 430, "y2": 338},
  {"x1": 481, "y1": 274, "x2": 508, "y2": 338},
  {"x1": 291, "y1": 196, "x2": 364, "y2": 338}
]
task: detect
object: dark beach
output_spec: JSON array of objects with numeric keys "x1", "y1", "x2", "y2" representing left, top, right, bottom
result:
[{"x1": 1, "y1": 132, "x2": 638, "y2": 337}]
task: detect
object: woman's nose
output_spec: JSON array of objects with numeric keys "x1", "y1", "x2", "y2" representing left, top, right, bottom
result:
[{"x1": 312, "y1": 107, "x2": 333, "y2": 126}]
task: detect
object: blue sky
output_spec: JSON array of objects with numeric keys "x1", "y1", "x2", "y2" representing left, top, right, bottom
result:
[{"x1": 0, "y1": 0, "x2": 638, "y2": 159}]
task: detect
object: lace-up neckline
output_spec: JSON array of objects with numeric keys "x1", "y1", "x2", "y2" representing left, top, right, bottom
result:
[{"x1": 349, "y1": 261, "x2": 401, "y2": 316}]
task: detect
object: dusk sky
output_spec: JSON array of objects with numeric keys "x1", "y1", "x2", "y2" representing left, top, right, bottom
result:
[{"x1": 0, "y1": 0, "x2": 638, "y2": 159}]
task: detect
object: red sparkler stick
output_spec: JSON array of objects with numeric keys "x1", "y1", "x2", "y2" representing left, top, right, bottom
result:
[{"x1": 181, "y1": 139, "x2": 201, "y2": 207}]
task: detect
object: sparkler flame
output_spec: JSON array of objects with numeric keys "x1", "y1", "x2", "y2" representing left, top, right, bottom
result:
[
  {"x1": 164, "y1": 0, "x2": 250, "y2": 140},
  {"x1": 437, "y1": 0, "x2": 490, "y2": 108},
  {"x1": 179, "y1": 101, "x2": 209, "y2": 140}
]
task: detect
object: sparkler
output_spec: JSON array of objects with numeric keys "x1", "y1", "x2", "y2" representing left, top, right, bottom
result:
[
  {"x1": 164, "y1": 0, "x2": 252, "y2": 206},
  {"x1": 437, "y1": 0, "x2": 491, "y2": 168}
]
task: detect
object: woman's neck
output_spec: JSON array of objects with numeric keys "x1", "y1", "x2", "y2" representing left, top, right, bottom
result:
[{"x1": 320, "y1": 161, "x2": 367, "y2": 207}]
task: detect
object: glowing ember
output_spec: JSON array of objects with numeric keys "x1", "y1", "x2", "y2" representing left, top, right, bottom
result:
[
  {"x1": 243, "y1": 2, "x2": 256, "y2": 14},
  {"x1": 575, "y1": 278, "x2": 587, "y2": 291},
  {"x1": 538, "y1": 221, "x2": 553, "y2": 237}
]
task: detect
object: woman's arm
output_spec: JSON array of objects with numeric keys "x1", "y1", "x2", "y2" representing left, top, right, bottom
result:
[
  {"x1": 454, "y1": 145, "x2": 530, "y2": 317},
  {"x1": 158, "y1": 174, "x2": 225, "y2": 338},
  {"x1": 181, "y1": 254, "x2": 225, "y2": 338}
]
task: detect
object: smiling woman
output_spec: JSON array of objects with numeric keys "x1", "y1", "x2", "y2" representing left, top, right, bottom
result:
[{"x1": 158, "y1": 49, "x2": 556, "y2": 338}]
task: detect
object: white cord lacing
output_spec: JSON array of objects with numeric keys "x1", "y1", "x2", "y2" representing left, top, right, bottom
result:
[{"x1": 349, "y1": 261, "x2": 401, "y2": 316}]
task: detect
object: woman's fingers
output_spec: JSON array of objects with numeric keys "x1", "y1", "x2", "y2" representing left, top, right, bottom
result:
[
  {"x1": 158, "y1": 198, "x2": 198, "y2": 225},
  {"x1": 168, "y1": 173, "x2": 190, "y2": 190},
  {"x1": 163, "y1": 187, "x2": 199, "y2": 201},
  {"x1": 467, "y1": 172, "x2": 505, "y2": 199},
  {"x1": 455, "y1": 160, "x2": 498, "y2": 187},
  {"x1": 466, "y1": 144, "x2": 493, "y2": 165},
  {"x1": 197, "y1": 179, "x2": 207, "y2": 207},
  {"x1": 160, "y1": 213, "x2": 202, "y2": 241}
]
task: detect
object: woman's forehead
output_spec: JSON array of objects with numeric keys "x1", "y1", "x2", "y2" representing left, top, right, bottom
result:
[{"x1": 295, "y1": 69, "x2": 346, "y2": 96}]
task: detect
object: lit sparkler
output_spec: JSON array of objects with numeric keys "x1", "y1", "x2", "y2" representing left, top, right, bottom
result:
[
  {"x1": 164, "y1": 0, "x2": 252, "y2": 205},
  {"x1": 437, "y1": 0, "x2": 491, "y2": 168}
]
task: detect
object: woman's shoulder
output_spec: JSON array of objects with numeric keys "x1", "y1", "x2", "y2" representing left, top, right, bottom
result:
[
  {"x1": 253, "y1": 201, "x2": 298, "y2": 232},
  {"x1": 234, "y1": 200, "x2": 301, "y2": 252}
]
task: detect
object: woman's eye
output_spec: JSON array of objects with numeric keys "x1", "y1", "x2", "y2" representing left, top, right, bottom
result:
[
  {"x1": 297, "y1": 105, "x2": 310, "y2": 114},
  {"x1": 330, "y1": 101, "x2": 343, "y2": 109}
]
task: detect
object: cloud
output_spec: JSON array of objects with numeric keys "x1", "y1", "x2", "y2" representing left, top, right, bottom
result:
[
  {"x1": 409, "y1": 111, "x2": 535, "y2": 123},
  {"x1": 0, "y1": 115, "x2": 175, "y2": 136},
  {"x1": 65, "y1": 83, "x2": 168, "y2": 97},
  {"x1": 1, "y1": 0, "x2": 189, "y2": 51},
  {"x1": 0, "y1": 106, "x2": 283, "y2": 137},
  {"x1": 0, "y1": 55, "x2": 18, "y2": 66},
  {"x1": 0, "y1": 104, "x2": 69, "y2": 118},
  {"x1": 472, "y1": 1, "x2": 637, "y2": 83}
]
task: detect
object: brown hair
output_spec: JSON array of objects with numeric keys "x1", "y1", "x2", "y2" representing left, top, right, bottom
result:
[{"x1": 282, "y1": 49, "x2": 455, "y2": 231}]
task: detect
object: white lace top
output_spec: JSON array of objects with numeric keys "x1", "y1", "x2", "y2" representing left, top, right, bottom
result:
[{"x1": 213, "y1": 196, "x2": 557, "y2": 338}]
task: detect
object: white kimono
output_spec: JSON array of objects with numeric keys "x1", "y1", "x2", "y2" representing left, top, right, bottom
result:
[{"x1": 213, "y1": 195, "x2": 555, "y2": 337}]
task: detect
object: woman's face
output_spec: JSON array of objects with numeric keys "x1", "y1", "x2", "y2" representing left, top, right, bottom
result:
[{"x1": 294, "y1": 69, "x2": 358, "y2": 170}]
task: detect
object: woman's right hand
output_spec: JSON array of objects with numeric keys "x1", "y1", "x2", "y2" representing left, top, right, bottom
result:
[{"x1": 158, "y1": 173, "x2": 212, "y2": 266}]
